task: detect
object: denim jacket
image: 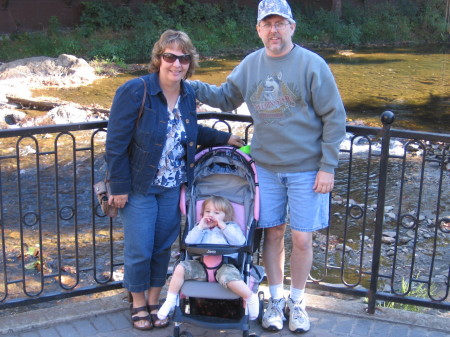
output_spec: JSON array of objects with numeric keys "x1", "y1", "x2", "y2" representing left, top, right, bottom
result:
[{"x1": 105, "y1": 73, "x2": 230, "y2": 195}]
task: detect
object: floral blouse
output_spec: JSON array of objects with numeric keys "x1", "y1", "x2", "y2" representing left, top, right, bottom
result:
[{"x1": 153, "y1": 98, "x2": 187, "y2": 187}]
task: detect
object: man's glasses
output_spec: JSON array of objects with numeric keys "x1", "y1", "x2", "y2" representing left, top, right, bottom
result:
[
  {"x1": 161, "y1": 53, "x2": 191, "y2": 65},
  {"x1": 259, "y1": 22, "x2": 291, "y2": 32}
]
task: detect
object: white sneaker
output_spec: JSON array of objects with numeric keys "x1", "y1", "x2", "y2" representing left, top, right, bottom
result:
[
  {"x1": 285, "y1": 297, "x2": 310, "y2": 333},
  {"x1": 261, "y1": 297, "x2": 286, "y2": 331}
]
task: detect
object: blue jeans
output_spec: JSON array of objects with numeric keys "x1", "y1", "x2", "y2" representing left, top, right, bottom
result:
[
  {"x1": 120, "y1": 185, "x2": 181, "y2": 292},
  {"x1": 256, "y1": 165, "x2": 329, "y2": 232}
]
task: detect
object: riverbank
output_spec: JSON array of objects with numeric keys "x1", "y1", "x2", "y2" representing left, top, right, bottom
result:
[{"x1": 0, "y1": 54, "x2": 109, "y2": 128}]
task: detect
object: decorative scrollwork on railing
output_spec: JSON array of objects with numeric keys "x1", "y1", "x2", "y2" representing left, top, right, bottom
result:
[
  {"x1": 95, "y1": 203, "x2": 107, "y2": 217},
  {"x1": 348, "y1": 204, "x2": 364, "y2": 220},
  {"x1": 21, "y1": 211, "x2": 39, "y2": 227},
  {"x1": 400, "y1": 213, "x2": 417, "y2": 230},
  {"x1": 438, "y1": 217, "x2": 450, "y2": 233},
  {"x1": 59, "y1": 206, "x2": 75, "y2": 221}
]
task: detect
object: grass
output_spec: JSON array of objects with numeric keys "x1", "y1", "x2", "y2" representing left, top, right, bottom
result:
[{"x1": 366, "y1": 277, "x2": 437, "y2": 313}]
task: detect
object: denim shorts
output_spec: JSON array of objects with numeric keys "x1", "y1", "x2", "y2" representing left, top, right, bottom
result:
[{"x1": 256, "y1": 165, "x2": 330, "y2": 232}]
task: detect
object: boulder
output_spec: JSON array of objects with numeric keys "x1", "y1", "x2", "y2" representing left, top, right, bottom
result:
[
  {"x1": 0, "y1": 108, "x2": 26, "y2": 129},
  {"x1": 47, "y1": 104, "x2": 95, "y2": 124},
  {"x1": 0, "y1": 54, "x2": 98, "y2": 89}
]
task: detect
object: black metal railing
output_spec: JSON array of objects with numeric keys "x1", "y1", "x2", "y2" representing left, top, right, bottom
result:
[{"x1": 0, "y1": 112, "x2": 449, "y2": 314}]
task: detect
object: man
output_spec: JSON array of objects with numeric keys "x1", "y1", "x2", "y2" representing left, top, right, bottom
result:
[{"x1": 190, "y1": 0, "x2": 346, "y2": 332}]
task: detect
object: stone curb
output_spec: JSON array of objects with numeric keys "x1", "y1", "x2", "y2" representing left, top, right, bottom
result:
[
  {"x1": 0, "y1": 291, "x2": 129, "y2": 335},
  {"x1": 302, "y1": 290, "x2": 450, "y2": 332},
  {"x1": 1, "y1": 287, "x2": 448, "y2": 335}
]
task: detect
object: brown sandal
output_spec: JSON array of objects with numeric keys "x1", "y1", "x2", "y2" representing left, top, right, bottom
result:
[
  {"x1": 130, "y1": 305, "x2": 153, "y2": 330},
  {"x1": 148, "y1": 304, "x2": 170, "y2": 328}
]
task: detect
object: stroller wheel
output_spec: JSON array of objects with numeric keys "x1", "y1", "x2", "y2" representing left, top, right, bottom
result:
[
  {"x1": 257, "y1": 299, "x2": 264, "y2": 323},
  {"x1": 179, "y1": 331, "x2": 194, "y2": 337},
  {"x1": 172, "y1": 325, "x2": 181, "y2": 337}
]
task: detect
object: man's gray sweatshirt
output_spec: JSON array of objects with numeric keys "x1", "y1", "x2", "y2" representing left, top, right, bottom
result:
[{"x1": 191, "y1": 45, "x2": 346, "y2": 174}]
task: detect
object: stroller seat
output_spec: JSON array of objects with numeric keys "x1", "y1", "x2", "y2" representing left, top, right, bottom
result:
[
  {"x1": 173, "y1": 146, "x2": 264, "y2": 337},
  {"x1": 180, "y1": 200, "x2": 248, "y2": 300}
]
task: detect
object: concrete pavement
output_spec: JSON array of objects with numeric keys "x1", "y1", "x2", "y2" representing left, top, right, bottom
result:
[{"x1": 0, "y1": 287, "x2": 448, "y2": 337}]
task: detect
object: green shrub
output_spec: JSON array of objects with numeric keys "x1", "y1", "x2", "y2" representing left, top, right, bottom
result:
[
  {"x1": 413, "y1": 0, "x2": 449, "y2": 41},
  {"x1": 47, "y1": 16, "x2": 61, "y2": 38},
  {"x1": 134, "y1": 2, "x2": 175, "y2": 34},
  {"x1": 360, "y1": 2, "x2": 412, "y2": 43},
  {"x1": 80, "y1": 1, "x2": 133, "y2": 33},
  {"x1": 296, "y1": 8, "x2": 362, "y2": 46}
]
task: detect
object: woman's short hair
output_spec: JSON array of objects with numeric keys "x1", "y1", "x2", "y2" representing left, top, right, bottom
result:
[
  {"x1": 149, "y1": 29, "x2": 199, "y2": 79},
  {"x1": 201, "y1": 196, "x2": 235, "y2": 222}
]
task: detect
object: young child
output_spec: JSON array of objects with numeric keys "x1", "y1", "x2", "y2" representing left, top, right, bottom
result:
[{"x1": 157, "y1": 196, "x2": 259, "y2": 320}]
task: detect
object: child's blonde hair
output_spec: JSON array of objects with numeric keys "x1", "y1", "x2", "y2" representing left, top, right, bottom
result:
[{"x1": 201, "y1": 196, "x2": 235, "y2": 222}]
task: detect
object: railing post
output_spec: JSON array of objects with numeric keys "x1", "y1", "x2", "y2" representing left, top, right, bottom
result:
[{"x1": 367, "y1": 111, "x2": 395, "y2": 314}]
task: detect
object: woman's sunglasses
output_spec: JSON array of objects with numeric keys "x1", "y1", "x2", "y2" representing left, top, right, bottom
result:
[{"x1": 161, "y1": 53, "x2": 191, "y2": 65}]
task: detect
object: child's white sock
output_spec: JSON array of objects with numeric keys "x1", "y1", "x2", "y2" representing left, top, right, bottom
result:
[
  {"x1": 269, "y1": 283, "x2": 284, "y2": 299},
  {"x1": 290, "y1": 286, "x2": 305, "y2": 302},
  {"x1": 157, "y1": 292, "x2": 177, "y2": 320},
  {"x1": 245, "y1": 293, "x2": 259, "y2": 320}
]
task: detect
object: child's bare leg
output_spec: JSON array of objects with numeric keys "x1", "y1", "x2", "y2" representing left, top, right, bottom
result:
[
  {"x1": 167, "y1": 265, "x2": 186, "y2": 293},
  {"x1": 227, "y1": 280, "x2": 251, "y2": 298},
  {"x1": 157, "y1": 265, "x2": 185, "y2": 319},
  {"x1": 227, "y1": 280, "x2": 259, "y2": 320}
]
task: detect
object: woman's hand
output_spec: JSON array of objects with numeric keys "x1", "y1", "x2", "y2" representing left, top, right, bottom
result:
[
  {"x1": 227, "y1": 135, "x2": 245, "y2": 147},
  {"x1": 109, "y1": 194, "x2": 128, "y2": 208}
]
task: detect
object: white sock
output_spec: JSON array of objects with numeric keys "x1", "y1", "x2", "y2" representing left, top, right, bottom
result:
[
  {"x1": 246, "y1": 293, "x2": 259, "y2": 320},
  {"x1": 157, "y1": 292, "x2": 177, "y2": 320},
  {"x1": 290, "y1": 287, "x2": 305, "y2": 302},
  {"x1": 269, "y1": 284, "x2": 284, "y2": 300}
]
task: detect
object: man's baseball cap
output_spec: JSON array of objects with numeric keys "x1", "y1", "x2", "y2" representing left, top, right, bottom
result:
[{"x1": 257, "y1": 0, "x2": 295, "y2": 24}]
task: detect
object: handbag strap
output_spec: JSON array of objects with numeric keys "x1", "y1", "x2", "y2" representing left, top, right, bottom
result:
[{"x1": 136, "y1": 77, "x2": 147, "y2": 126}]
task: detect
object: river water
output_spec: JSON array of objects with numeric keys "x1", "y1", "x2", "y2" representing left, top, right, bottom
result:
[{"x1": 33, "y1": 45, "x2": 449, "y2": 134}]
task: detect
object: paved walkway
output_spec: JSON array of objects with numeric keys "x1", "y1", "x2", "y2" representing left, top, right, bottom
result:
[{"x1": 1, "y1": 287, "x2": 448, "y2": 337}]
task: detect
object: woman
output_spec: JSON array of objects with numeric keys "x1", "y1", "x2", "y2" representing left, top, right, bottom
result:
[{"x1": 105, "y1": 29, "x2": 243, "y2": 330}]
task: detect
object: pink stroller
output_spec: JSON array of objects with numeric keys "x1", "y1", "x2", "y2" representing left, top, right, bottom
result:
[{"x1": 171, "y1": 146, "x2": 265, "y2": 337}]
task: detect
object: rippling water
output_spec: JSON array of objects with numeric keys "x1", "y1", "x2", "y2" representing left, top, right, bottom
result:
[{"x1": 33, "y1": 45, "x2": 449, "y2": 134}]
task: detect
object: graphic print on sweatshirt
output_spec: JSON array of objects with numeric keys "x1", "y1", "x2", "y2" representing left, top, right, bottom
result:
[{"x1": 250, "y1": 72, "x2": 296, "y2": 124}]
